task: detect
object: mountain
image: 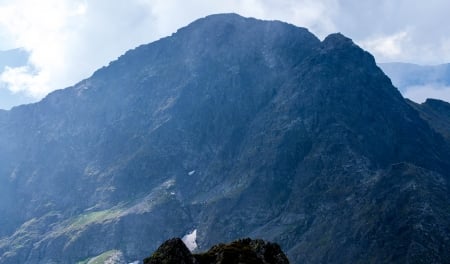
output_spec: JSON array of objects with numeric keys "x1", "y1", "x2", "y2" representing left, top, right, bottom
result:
[
  {"x1": 143, "y1": 238, "x2": 289, "y2": 264},
  {"x1": 0, "y1": 13, "x2": 449, "y2": 263}
]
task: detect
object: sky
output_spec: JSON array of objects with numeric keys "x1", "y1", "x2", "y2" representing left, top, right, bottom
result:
[{"x1": 0, "y1": 0, "x2": 449, "y2": 109}]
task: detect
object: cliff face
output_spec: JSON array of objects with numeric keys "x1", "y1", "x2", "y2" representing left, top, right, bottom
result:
[{"x1": 0, "y1": 14, "x2": 449, "y2": 263}]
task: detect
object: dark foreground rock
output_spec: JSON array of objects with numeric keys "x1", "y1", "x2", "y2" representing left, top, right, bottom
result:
[{"x1": 144, "y1": 238, "x2": 289, "y2": 264}]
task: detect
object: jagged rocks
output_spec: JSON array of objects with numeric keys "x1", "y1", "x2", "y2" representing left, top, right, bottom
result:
[
  {"x1": 144, "y1": 238, "x2": 289, "y2": 264},
  {"x1": 144, "y1": 238, "x2": 194, "y2": 264}
]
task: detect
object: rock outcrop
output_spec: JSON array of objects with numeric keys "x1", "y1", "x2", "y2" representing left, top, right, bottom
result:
[{"x1": 144, "y1": 238, "x2": 289, "y2": 264}]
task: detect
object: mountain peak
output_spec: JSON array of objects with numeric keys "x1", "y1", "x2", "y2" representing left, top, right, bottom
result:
[
  {"x1": 176, "y1": 13, "x2": 317, "y2": 42},
  {"x1": 321, "y1": 32, "x2": 357, "y2": 50},
  {"x1": 191, "y1": 13, "x2": 299, "y2": 28},
  {"x1": 181, "y1": 13, "x2": 250, "y2": 30},
  {"x1": 1, "y1": 14, "x2": 450, "y2": 264},
  {"x1": 198, "y1": 13, "x2": 247, "y2": 22},
  {"x1": 91, "y1": 12, "x2": 321, "y2": 84}
]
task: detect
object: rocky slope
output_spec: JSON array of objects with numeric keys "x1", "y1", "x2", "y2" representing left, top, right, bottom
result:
[
  {"x1": 144, "y1": 238, "x2": 289, "y2": 264},
  {"x1": 408, "y1": 98, "x2": 450, "y2": 141},
  {"x1": 0, "y1": 14, "x2": 449, "y2": 263}
]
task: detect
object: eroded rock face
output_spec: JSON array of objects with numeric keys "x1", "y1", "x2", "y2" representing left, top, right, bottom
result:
[
  {"x1": 144, "y1": 238, "x2": 289, "y2": 264},
  {"x1": 0, "y1": 13, "x2": 449, "y2": 264}
]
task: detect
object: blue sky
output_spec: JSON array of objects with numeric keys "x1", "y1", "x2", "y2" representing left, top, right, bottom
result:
[{"x1": 0, "y1": 0, "x2": 450, "y2": 109}]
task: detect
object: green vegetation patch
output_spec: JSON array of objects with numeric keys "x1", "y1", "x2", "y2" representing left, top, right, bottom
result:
[
  {"x1": 76, "y1": 249, "x2": 121, "y2": 264},
  {"x1": 67, "y1": 208, "x2": 123, "y2": 231}
]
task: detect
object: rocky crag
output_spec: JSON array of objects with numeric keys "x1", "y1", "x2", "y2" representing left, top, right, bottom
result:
[{"x1": 144, "y1": 238, "x2": 289, "y2": 264}]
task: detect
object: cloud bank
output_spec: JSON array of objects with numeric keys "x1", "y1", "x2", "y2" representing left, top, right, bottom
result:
[{"x1": 0, "y1": 0, "x2": 449, "y2": 103}]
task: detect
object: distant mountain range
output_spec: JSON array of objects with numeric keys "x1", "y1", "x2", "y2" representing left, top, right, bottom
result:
[{"x1": 0, "y1": 14, "x2": 449, "y2": 263}]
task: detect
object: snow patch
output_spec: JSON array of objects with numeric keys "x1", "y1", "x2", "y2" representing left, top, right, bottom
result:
[
  {"x1": 188, "y1": 170, "x2": 196, "y2": 176},
  {"x1": 182, "y1": 229, "x2": 197, "y2": 251}
]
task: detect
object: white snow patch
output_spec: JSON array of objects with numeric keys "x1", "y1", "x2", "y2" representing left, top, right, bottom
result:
[
  {"x1": 188, "y1": 170, "x2": 196, "y2": 176},
  {"x1": 182, "y1": 229, "x2": 197, "y2": 251}
]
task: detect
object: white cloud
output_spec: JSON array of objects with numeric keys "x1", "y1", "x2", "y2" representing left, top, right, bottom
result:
[
  {"x1": 287, "y1": 0, "x2": 338, "y2": 37},
  {"x1": 0, "y1": 0, "x2": 86, "y2": 97},
  {"x1": 0, "y1": 0, "x2": 158, "y2": 98},
  {"x1": 403, "y1": 84, "x2": 450, "y2": 103},
  {"x1": 0, "y1": 66, "x2": 47, "y2": 96},
  {"x1": 334, "y1": 1, "x2": 450, "y2": 65},
  {"x1": 360, "y1": 31, "x2": 409, "y2": 59}
]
